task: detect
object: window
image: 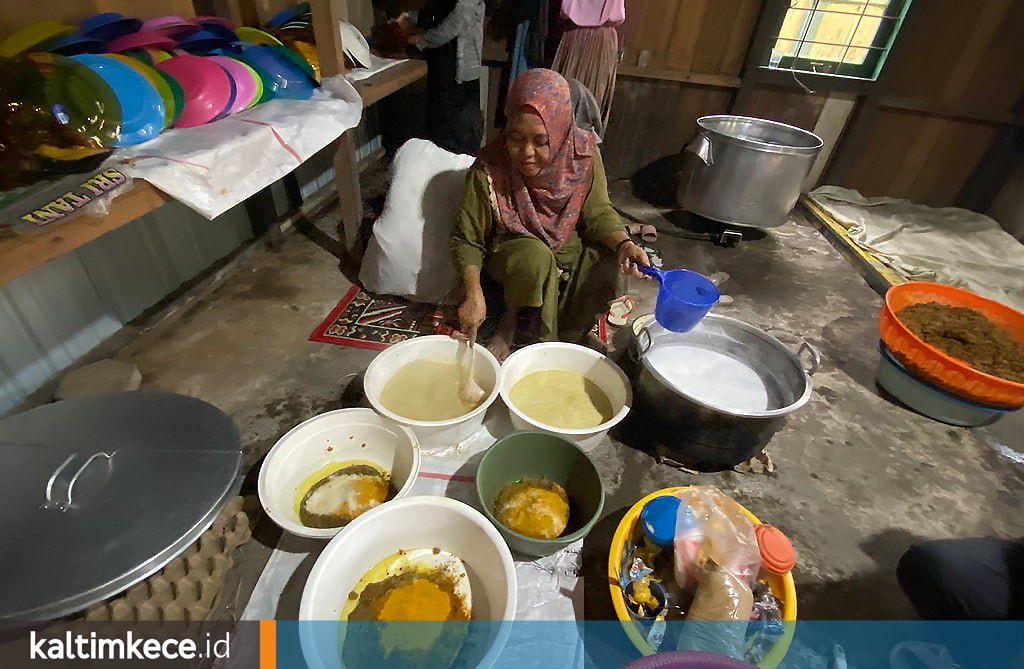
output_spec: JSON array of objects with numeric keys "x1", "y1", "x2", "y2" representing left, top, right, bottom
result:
[{"x1": 766, "y1": 0, "x2": 911, "y2": 80}]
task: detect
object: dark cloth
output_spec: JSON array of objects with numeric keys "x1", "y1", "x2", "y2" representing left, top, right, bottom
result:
[
  {"x1": 419, "y1": 0, "x2": 483, "y2": 154},
  {"x1": 898, "y1": 537, "x2": 1024, "y2": 619}
]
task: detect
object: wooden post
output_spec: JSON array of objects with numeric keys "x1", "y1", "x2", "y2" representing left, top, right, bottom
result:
[{"x1": 311, "y1": 0, "x2": 365, "y2": 257}]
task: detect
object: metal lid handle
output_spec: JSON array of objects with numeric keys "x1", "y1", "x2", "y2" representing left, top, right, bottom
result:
[{"x1": 43, "y1": 451, "x2": 117, "y2": 512}]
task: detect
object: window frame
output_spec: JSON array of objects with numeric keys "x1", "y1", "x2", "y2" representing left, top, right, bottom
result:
[{"x1": 768, "y1": 0, "x2": 912, "y2": 81}]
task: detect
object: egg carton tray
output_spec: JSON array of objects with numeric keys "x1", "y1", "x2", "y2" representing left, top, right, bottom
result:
[{"x1": 82, "y1": 496, "x2": 253, "y2": 623}]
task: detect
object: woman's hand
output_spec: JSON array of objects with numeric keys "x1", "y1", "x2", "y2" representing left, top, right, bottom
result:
[
  {"x1": 458, "y1": 290, "x2": 487, "y2": 342},
  {"x1": 617, "y1": 239, "x2": 652, "y2": 279}
]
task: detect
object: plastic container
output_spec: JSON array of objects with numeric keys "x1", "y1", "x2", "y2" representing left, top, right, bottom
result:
[
  {"x1": 609, "y1": 488, "x2": 796, "y2": 669},
  {"x1": 640, "y1": 266, "x2": 719, "y2": 333},
  {"x1": 877, "y1": 341, "x2": 1014, "y2": 426},
  {"x1": 476, "y1": 431, "x2": 604, "y2": 557},
  {"x1": 299, "y1": 497, "x2": 515, "y2": 669},
  {"x1": 363, "y1": 335, "x2": 502, "y2": 449},
  {"x1": 258, "y1": 408, "x2": 421, "y2": 539},
  {"x1": 500, "y1": 342, "x2": 632, "y2": 452},
  {"x1": 878, "y1": 281, "x2": 1024, "y2": 407}
]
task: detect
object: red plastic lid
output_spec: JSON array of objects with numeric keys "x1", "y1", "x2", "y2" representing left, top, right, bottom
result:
[{"x1": 755, "y1": 524, "x2": 796, "y2": 574}]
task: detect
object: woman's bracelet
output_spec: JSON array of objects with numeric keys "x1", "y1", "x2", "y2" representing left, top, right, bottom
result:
[{"x1": 615, "y1": 238, "x2": 634, "y2": 253}]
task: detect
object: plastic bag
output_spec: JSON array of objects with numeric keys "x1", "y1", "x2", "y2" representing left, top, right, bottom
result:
[
  {"x1": 672, "y1": 487, "x2": 760, "y2": 589},
  {"x1": 358, "y1": 138, "x2": 476, "y2": 304},
  {"x1": 672, "y1": 498, "x2": 707, "y2": 590},
  {"x1": 699, "y1": 490, "x2": 761, "y2": 583},
  {"x1": 676, "y1": 559, "x2": 755, "y2": 659}
]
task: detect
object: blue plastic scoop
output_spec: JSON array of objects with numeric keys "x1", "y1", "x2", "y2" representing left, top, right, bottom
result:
[{"x1": 640, "y1": 266, "x2": 719, "y2": 332}]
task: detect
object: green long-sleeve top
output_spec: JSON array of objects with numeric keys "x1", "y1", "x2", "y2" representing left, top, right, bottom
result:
[{"x1": 450, "y1": 150, "x2": 623, "y2": 275}]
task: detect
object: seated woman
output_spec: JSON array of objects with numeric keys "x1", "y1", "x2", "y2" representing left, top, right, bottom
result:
[{"x1": 450, "y1": 68, "x2": 650, "y2": 360}]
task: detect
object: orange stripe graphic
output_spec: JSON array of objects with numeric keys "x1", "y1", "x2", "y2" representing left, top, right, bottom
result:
[{"x1": 259, "y1": 620, "x2": 276, "y2": 669}]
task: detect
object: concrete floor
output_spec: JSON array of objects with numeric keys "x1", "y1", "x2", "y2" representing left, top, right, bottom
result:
[{"x1": 60, "y1": 176, "x2": 1024, "y2": 622}]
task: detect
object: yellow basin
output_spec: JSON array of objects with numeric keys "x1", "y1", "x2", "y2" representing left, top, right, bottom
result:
[{"x1": 607, "y1": 487, "x2": 797, "y2": 669}]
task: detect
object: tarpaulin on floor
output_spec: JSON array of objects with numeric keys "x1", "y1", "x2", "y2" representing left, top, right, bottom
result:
[{"x1": 809, "y1": 186, "x2": 1024, "y2": 311}]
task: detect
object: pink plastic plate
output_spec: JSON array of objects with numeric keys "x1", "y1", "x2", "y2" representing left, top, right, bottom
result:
[
  {"x1": 156, "y1": 55, "x2": 233, "y2": 128},
  {"x1": 141, "y1": 16, "x2": 198, "y2": 39},
  {"x1": 207, "y1": 56, "x2": 259, "y2": 114},
  {"x1": 108, "y1": 31, "x2": 177, "y2": 53}
]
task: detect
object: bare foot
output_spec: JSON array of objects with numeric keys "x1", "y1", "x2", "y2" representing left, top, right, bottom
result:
[
  {"x1": 487, "y1": 333, "x2": 512, "y2": 362},
  {"x1": 487, "y1": 311, "x2": 518, "y2": 362}
]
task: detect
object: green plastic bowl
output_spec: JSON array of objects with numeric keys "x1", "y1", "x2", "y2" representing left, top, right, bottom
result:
[{"x1": 476, "y1": 431, "x2": 606, "y2": 557}]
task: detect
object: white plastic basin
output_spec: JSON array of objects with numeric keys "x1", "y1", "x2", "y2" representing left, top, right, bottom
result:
[
  {"x1": 299, "y1": 496, "x2": 517, "y2": 669},
  {"x1": 257, "y1": 408, "x2": 420, "y2": 539},
  {"x1": 500, "y1": 342, "x2": 632, "y2": 451},
  {"x1": 363, "y1": 335, "x2": 502, "y2": 448}
]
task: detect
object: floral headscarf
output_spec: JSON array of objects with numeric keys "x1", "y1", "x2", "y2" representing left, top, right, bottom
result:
[{"x1": 478, "y1": 68, "x2": 596, "y2": 253}]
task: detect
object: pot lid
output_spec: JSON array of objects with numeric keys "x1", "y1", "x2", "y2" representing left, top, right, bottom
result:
[
  {"x1": 640, "y1": 495, "x2": 680, "y2": 549},
  {"x1": 0, "y1": 391, "x2": 241, "y2": 620},
  {"x1": 755, "y1": 524, "x2": 796, "y2": 574},
  {"x1": 637, "y1": 316, "x2": 813, "y2": 418}
]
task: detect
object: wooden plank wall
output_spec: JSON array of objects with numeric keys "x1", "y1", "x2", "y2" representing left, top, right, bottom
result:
[
  {"x1": 603, "y1": 0, "x2": 1023, "y2": 210},
  {"x1": 841, "y1": 0, "x2": 1024, "y2": 207},
  {"x1": 604, "y1": 0, "x2": 832, "y2": 178}
]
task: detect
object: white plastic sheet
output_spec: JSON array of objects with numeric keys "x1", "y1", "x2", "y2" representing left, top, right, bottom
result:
[{"x1": 111, "y1": 75, "x2": 363, "y2": 220}]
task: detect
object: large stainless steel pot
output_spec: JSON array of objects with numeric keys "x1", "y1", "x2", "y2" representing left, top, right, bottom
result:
[
  {"x1": 630, "y1": 315, "x2": 820, "y2": 470},
  {"x1": 679, "y1": 115, "x2": 823, "y2": 228}
]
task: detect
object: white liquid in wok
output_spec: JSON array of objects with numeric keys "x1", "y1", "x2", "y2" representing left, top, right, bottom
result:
[{"x1": 645, "y1": 344, "x2": 769, "y2": 413}]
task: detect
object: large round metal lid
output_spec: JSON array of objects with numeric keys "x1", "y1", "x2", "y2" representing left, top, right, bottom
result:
[{"x1": 0, "y1": 391, "x2": 241, "y2": 620}]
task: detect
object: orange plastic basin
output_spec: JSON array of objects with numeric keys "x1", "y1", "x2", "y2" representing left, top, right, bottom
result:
[{"x1": 879, "y1": 282, "x2": 1024, "y2": 408}]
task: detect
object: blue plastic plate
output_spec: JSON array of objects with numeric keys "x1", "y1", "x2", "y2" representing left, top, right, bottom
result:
[
  {"x1": 79, "y1": 13, "x2": 143, "y2": 42},
  {"x1": 239, "y1": 44, "x2": 314, "y2": 100},
  {"x1": 265, "y1": 3, "x2": 309, "y2": 28},
  {"x1": 71, "y1": 54, "x2": 165, "y2": 146},
  {"x1": 177, "y1": 29, "x2": 232, "y2": 54},
  {"x1": 41, "y1": 33, "x2": 107, "y2": 56}
]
